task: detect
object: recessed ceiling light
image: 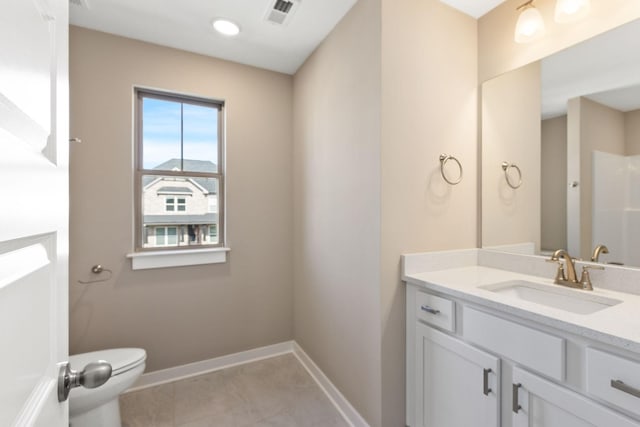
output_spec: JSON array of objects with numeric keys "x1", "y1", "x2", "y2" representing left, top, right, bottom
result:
[{"x1": 212, "y1": 19, "x2": 240, "y2": 37}]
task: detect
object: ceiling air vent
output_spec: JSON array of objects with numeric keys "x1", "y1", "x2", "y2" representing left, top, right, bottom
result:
[{"x1": 265, "y1": 0, "x2": 300, "y2": 26}]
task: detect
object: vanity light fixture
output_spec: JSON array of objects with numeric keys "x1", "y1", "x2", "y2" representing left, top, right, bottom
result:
[
  {"x1": 514, "y1": 0, "x2": 546, "y2": 44},
  {"x1": 554, "y1": 0, "x2": 591, "y2": 23},
  {"x1": 212, "y1": 18, "x2": 240, "y2": 37}
]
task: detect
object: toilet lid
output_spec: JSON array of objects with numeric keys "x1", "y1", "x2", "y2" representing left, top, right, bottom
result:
[{"x1": 70, "y1": 348, "x2": 146, "y2": 376}]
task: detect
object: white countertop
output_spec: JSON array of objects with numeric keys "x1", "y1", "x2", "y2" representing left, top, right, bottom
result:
[{"x1": 404, "y1": 264, "x2": 640, "y2": 354}]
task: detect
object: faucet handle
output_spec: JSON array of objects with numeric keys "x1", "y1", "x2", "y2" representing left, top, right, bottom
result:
[
  {"x1": 546, "y1": 258, "x2": 566, "y2": 283},
  {"x1": 580, "y1": 265, "x2": 604, "y2": 291}
]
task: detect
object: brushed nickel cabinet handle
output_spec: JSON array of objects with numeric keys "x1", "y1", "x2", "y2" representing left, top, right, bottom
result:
[
  {"x1": 483, "y1": 368, "x2": 492, "y2": 396},
  {"x1": 512, "y1": 383, "x2": 522, "y2": 413},
  {"x1": 420, "y1": 305, "x2": 440, "y2": 315},
  {"x1": 611, "y1": 380, "x2": 640, "y2": 399}
]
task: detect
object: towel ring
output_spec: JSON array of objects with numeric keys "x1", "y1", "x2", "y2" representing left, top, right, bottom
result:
[
  {"x1": 439, "y1": 154, "x2": 463, "y2": 185},
  {"x1": 77, "y1": 265, "x2": 113, "y2": 285},
  {"x1": 502, "y1": 162, "x2": 522, "y2": 189}
]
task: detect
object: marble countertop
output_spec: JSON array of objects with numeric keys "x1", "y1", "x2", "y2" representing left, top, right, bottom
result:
[{"x1": 404, "y1": 264, "x2": 640, "y2": 354}]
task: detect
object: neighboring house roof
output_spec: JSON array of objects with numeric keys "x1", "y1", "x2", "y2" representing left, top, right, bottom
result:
[
  {"x1": 142, "y1": 159, "x2": 218, "y2": 194},
  {"x1": 156, "y1": 186, "x2": 193, "y2": 194},
  {"x1": 153, "y1": 159, "x2": 217, "y2": 173},
  {"x1": 143, "y1": 213, "x2": 218, "y2": 225}
]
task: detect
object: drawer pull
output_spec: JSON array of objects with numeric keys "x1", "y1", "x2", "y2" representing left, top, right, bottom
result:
[
  {"x1": 420, "y1": 305, "x2": 440, "y2": 315},
  {"x1": 512, "y1": 383, "x2": 522, "y2": 413},
  {"x1": 483, "y1": 368, "x2": 492, "y2": 396},
  {"x1": 611, "y1": 380, "x2": 640, "y2": 399}
]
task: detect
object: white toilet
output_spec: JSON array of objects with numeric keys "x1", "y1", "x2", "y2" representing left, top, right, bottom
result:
[{"x1": 69, "y1": 348, "x2": 146, "y2": 427}]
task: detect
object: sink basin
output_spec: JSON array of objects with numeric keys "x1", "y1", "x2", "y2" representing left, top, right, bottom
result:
[{"x1": 480, "y1": 280, "x2": 622, "y2": 315}]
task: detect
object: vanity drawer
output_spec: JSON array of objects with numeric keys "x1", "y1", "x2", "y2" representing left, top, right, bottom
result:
[
  {"x1": 415, "y1": 291, "x2": 455, "y2": 332},
  {"x1": 587, "y1": 347, "x2": 640, "y2": 418},
  {"x1": 462, "y1": 306, "x2": 565, "y2": 381}
]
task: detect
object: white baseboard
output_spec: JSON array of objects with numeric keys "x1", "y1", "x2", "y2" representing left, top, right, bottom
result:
[
  {"x1": 127, "y1": 341, "x2": 295, "y2": 392},
  {"x1": 292, "y1": 342, "x2": 370, "y2": 427},
  {"x1": 124, "y1": 340, "x2": 369, "y2": 427}
]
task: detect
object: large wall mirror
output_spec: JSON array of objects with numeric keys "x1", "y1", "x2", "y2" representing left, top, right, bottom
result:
[{"x1": 481, "y1": 18, "x2": 640, "y2": 268}]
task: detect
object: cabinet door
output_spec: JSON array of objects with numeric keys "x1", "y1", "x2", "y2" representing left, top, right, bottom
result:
[
  {"x1": 415, "y1": 324, "x2": 500, "y2": 427},
  {"x1": 512, "y1": 367, "x2": 640, "y2": 427}
]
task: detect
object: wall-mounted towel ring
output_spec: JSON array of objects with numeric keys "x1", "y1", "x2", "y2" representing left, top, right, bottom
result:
[
  {"x1": 439, "y1": 154, "x2": 463, "y2": 185},
  {"x1": 502, "y1": 162, "x2": 522, "y2": 189},
  {"x1": 77, "y1": 265, "x2": 113, "y2": 285}
]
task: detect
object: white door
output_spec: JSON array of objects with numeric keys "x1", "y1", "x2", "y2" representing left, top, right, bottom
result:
[
  {"x1": 0, "y1": 0, "x2": 69, "y2": 425},
  {"x1": 415, "y1": 324, "x2": 500, "y2": 427},
  {"x1": 512, "y1": 367, "x2": 640, "y2": 427}
]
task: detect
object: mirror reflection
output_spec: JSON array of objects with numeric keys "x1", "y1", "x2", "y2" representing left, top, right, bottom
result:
[{"x1": 482, "y1": 18, "x2": 640, "y2": 267}]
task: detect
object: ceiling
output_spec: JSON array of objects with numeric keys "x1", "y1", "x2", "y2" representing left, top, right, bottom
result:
[
  {"x1": 70, "y1": 0, "x2": 358, "y2": 75},
  {"x1": 438, "y1": 0, "x2": 507, "y2": 18},
  {"x1": 541, "y1": 18, "x2": 640, "y2": 119},
  {"x1": 70, "y1": 1, "x2": 508, "y2": 76}
]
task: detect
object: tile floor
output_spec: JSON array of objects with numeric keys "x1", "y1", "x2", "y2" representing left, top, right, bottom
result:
[{"x1": 120, "y1": 353, "x2": 350, "y2": 427}]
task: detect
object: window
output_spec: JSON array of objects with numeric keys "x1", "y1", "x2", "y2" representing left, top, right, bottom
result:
[
  {"x1": 165, "y1": 197, "x2": 186, "y2": 212},
  {"x1": 154, "y1": 226, "x2": 178, "y2": 246},
  {"x1": 209, "y1": 224, "x2": 218, "y2": 242},
  {"x1": 135, "y1": 89, "x2": 224, "y2": 251}
]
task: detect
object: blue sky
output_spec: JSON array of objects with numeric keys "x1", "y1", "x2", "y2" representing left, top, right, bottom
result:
[{"x1": 142, "y1": 97, "x2": 219, "y2": 171}]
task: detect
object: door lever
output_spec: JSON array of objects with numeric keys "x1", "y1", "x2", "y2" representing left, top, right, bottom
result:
[{"x1": 58, "y1": 360, "x2": 112, "y2": 402}]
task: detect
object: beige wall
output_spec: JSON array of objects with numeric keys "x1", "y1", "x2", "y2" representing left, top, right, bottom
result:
[
  {"x1": 479, "y1": 0, "x2": 640, "y2": 82},
  {"x1": 482, "y1": 62, "x2": 541, "y2": 249},
  {"x1": 541, "y1": 115, "x2": 568, "y2": 251},
  {"x1": 69, "y1": 27, "x2": 294, "y2": 372},
  {"x1": 293, "y1": 1, "x2": 477, "y2": 426},
  {"x1": 626, "y1": 109, "x2": 640, "y2": 155},
  {"x1": 567, "y1": 97, "x2": 625, "y2": 259},
  {"x1": 380, "y1": 0, "x2": 477, "y2": 425},
  {"x1": 292, "y1": 0, "x2": 383, "y2": 424}
]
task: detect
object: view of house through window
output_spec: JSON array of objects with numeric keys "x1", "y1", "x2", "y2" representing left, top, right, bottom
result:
[{"x1": 135, "y1": 89, "x2": 224, "y2": 250}]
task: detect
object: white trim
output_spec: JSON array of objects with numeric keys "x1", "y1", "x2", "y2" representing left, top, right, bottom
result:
[
  {"x1": 292, "y1": 342, "x2": 370, "y2": 427},
  {"x1": 124, "y1": 341, "x2": 370, "y2": 427},
  {"x1": 127, "y1": 341, "x2": 294, "y2": 392},
  {"x1": 126, "y1": 247, "x2": 230, "y2": 270}
]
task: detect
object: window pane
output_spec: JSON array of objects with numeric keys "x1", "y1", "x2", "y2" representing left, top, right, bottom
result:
[
  {"x1": 156, "y1": 227, "x2": 166, "y2": 245},
  {"x1": 142, "y1": 175, "x2": 219, "y2": 248},
  {"x1": 142, "y1": 97, "x2": 182, "y2": 170},
  {"x1": 182, "y1": 103, "x2": 218, "y2": 173},
  {"x1": 209, "y1": 224, "x2": 218, "y2": 244},
  {"x1": 167, "y1": 227, "x2": 178, "y2": 245}
]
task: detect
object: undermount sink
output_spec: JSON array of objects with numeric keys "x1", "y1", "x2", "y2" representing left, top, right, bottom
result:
[{"x1": 480, "y1": 280, "x2": 622, "y2": 315}]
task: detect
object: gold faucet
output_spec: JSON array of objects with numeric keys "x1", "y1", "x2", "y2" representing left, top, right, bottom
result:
[
  {"x1": 549, "y1": 249, "x2": 579, "y2": 284},
  {"x1": 547, "y1": 249, "x2": 604, "y2": 291},
  {"x1": 591, "y1": 244, "x2": 609, "y2": 262}
]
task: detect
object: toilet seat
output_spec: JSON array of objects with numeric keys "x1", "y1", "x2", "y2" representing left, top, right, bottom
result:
[{"x1": 70, "y1": 348, "x2": 146, "y2": 376}]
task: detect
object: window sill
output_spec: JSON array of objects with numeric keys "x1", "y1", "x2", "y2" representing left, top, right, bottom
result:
[{"x1": 126, "y1": 247, "x2": 230, "y2": 270}]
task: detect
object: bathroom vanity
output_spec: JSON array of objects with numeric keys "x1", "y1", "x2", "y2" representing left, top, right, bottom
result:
[{"x1": 403, "y1": 249, "x2": 640, "y2": 427}]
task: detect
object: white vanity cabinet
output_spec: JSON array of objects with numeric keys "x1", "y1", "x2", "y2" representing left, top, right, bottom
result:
[
  {"x1": 415, "y1": 323, "x2": 500, "y2": 427},
  {"x1": 512, "y1": 367, "x2": 640, "y2": 427},
  {"x1": 406, "y1": 284, "x2": 640, "y2": 427}
]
